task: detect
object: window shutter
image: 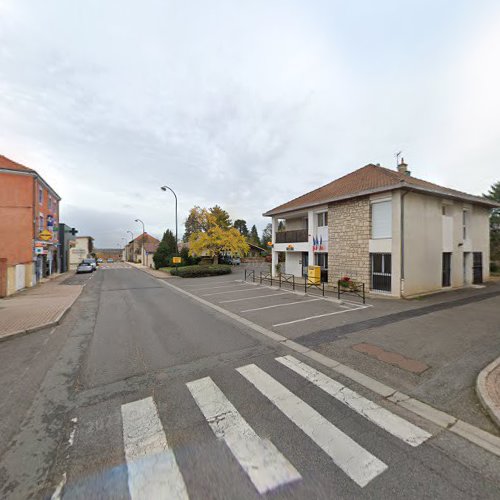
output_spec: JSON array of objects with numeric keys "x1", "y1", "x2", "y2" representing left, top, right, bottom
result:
[{"x1": 372, "y1": 201, "x2": 392, "y2": 239}]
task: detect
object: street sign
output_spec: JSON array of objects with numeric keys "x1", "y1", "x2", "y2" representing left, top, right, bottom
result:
[
  {"x1": 172, "y1": 256, "x2": 182, "y2": 264},
  {"x1": 38, "y1": 229, "x2": 52, "y2": 241}
]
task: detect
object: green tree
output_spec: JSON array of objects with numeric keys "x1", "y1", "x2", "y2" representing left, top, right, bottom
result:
[
  {"x1": 183, "y1": 206, "x2": 206, "y2": 242},
  {"x1": 233, "y1": 219, "x2": 249, "y2": 237},
  {"x1": 249, "y1": 224, "x2": 261, "y2": 247},
  {"x1": 261, "y1": 223, "x2": 272, "y2": 247},
  {"x1": 153, "y1": 229, "x2": 177, "y2": 269},
  {"x1": 483, "y1": 181, "x2": 500, "y2": 261},
  {"x1": 209, "y1": 205, "x2": 232, "y2": 229}
]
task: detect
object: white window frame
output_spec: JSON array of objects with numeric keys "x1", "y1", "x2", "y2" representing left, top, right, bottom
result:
[
  {"x1": 316, "y1": 212, "x2": 328, "y2": 227},
  {"x1": 371, "y1": 200, "x2": 392, "y2": 239}
]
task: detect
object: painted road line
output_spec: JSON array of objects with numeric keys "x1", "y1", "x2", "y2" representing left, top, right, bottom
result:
[
  {"x1": 277, "y1": 356, "x2": 431, "y2": 447},
  {"x1": 202, "y1": 288, "x2": 280, "y2": 297},
  {"x1": 184, "y1": 280, "x2": 241, "y2": 287},
  {"x1": 190, "y1": 283, "x2": 249, "y2": 292},
  {"x1": 237, "y1": 364, "x2": 387, "y2": 487},
  {"x1": 220, "y1": 292, "x2": 290, "y2": 304},
  {"x1": 273, "y1": 306, "x2": 367, "y2": 327},
  {"x1": 121, "y1": 397, "x2": 189, "y2": 500},
  {"x1": 241, "y1": 298, "x2": 324, "y2": 313},
  {"x1": 187, "y1": 376, "x2": 301, "y2": 494}
]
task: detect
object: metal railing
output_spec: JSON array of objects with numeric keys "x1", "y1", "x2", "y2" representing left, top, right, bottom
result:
[
  {"x1": 260, "y1": 271, "x2": 273, "y2": 286},
  {"x1": 279, "y1": 272, "x2": 295, "y2": 290},
  {"x1": 244, "y1": 269, "x2": 255, "y2": 282},
  {"x1": 305, "y1": 278, "x2": 325, "y2": 296},
  {"x1": 337, "y1": 280, "x2": 365, "y2": 304},
  {"x1": 275, "y1": 229, "x2": 308, "y2": 243}
]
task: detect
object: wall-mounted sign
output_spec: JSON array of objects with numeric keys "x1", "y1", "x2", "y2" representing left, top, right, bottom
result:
[
  {"x1": 38, "y1": 229, "x2": 52, "y2": 241},
  {"x1": 286, "y1": 244, "x2": 295, "y2": 251},
  {"x1": 35, "y1": 247, "x2": 43, "y2": 255}
]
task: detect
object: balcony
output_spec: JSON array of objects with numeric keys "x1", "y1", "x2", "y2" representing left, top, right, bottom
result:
[{"x1": 275, "y1": 229, "x2": 308, "y2": 243}]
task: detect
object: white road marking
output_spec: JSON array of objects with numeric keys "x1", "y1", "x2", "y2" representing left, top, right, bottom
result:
[
  {"x1": 202, "y1": 288, "x2": 276, "y2": 297},
  {"x1": 184, "y1": 280, "x2": 241, "y2": 287},
  {"x1": 191, "y1": 283, "x2": 249, "y2": 292},
  {"x1": 121, "y1": 397, "x2": 189, "y2": 500},
  {"x1": 187, "y1": 376, "x2": 301, "y2": 494},
  {"x1": 237, "y1": 364, "x2": 387, "y2": 487},
  {"x1": 220, "y1": 292, "x2": 290, "y2": 304},
  {"x1": 50, "y1": 472, "x2": 67, "y2": 500},
  {"x1": 277, "y1": 356, "x2": 431, "y2": 447},
  {"x1": 273, "y1": 306, "x2": 367, "y2": 327},
  {"x1": 241, "y1": 298, "x2": 323, "y2": 312}
]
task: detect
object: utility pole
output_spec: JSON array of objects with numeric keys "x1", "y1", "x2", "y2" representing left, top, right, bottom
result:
[{"x1": 160, "y1": 185, "x2": 178, "y2": 254}]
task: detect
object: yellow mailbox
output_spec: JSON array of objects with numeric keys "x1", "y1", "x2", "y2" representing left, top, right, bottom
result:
[{"x1": 308, "y1": 265, "x2": 321, "y2": 284}]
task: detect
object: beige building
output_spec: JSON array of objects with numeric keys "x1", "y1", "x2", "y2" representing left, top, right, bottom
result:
[
  {"x1": 264, "y1": 161, "x2": 499, "y2": 298},
  {"x1": 69, "y1": 236, "x2": 94, "y2": 269},
  {"x1": 124, "y1": 232, "x2": 160, "y2": 268}
]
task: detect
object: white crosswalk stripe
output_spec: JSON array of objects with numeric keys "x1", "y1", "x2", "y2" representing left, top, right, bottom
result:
[
  {"x1": 187, "y1": 376, "x2": 301, "y2": 494},
  {"x1": 237, "y1": 363, "x2": 388, "y2": 488},
  {"x1": 276, "y1": 355, "x2": 431, "y2": 447},
  {"x1": 121, "y1": 397, "x2": 189, "y2": 500}
]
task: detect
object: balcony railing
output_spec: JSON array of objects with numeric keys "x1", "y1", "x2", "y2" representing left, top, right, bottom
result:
[{"x1": 275, "y1": 229, "x2": 308, "y2": 243}]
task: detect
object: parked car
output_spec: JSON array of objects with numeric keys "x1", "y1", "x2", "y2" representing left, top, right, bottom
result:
[
  {"x1": 107, "y1": 258, "x2": 114, "y2": 263},
  {"x1": 82, "y1": 258, "x2": 97, "y2": 271},
  {"x1": 76, "y1": 261, "x2": 94, "y2": 274},
  {"x1": 97, "y1": 258, "x2": 103, "y2": 263},
  {"x1": 231, "y1": 256, "x2": 241, "y2": 265}
]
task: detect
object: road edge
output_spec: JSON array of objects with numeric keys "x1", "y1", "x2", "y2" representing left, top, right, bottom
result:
[{"x1": 476, "y1": 356, "x2": 500, "y2": 429}]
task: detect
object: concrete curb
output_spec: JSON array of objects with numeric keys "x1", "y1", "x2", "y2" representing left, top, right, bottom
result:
[
  {"x1": 476, "y1": 356, "x2": 500, "y2": 429},
  {"x1": 0, "y1": 287, "x2": 83, "y2": 343}
]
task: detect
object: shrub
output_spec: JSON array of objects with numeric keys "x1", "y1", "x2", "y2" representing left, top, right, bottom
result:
[
  {"x1": 170, "y1": 264, "x2": 232, "y2": 278},
  {"x1": 491, "y1": 261, "x2": 499, "y2": 273}
]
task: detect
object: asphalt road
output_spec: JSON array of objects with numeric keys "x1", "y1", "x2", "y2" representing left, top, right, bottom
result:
[{"x1": 0, "y1": 265, "x2": 499, "y2": 499}]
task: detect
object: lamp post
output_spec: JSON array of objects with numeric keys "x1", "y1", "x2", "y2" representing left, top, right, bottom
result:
[
  {"x1": 160, "y1": 185, "x2": 178, "y2": 254},
  {"x1": 126, "y1": 230, "x2": 134, "y2": 262},
  {"x1": 134, "y1": 219, "x2": 145, "y2": 265}
]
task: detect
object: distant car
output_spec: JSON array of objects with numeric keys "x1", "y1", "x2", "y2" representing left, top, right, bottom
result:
[
  {"x1": 107, "y1": 258, "x2": 114, "y2": 263},
  {"x1": 82, "y1": 258, "x2": 97, "y2": 271},
  {"x1": 231, "y1": 256, "x2": 241, "y2": 265},
  {"x1": 76, "y1": 261, "x2": 94, "y2": 274},
  {"x1": 97, "y1": 258, "x2": 103, "y2": 263}
]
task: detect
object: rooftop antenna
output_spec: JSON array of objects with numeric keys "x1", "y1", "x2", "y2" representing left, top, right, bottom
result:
[{"x1": 395, "y1": 151, "x2": 402, "y2": 167}]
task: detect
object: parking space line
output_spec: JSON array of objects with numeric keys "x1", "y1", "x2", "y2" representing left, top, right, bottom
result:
[
  {"x1": 241, "y1": 298, "x2": 323, "y2": 313},
  {"x1": 203, "y1": 288, "x2": 273, "y2": 297},
  {"x1": 184, "y1": 280, "x2": 241, "y2": 288},
  {"x1": 220, "y1": 292, "x2": 290, "y2": 304},
  {"x1": 192, "y1": 283, "x2": 250, "y2": 292},
  {"x1": 273, "y1": 306, "x2": 368, "y2": 327}
]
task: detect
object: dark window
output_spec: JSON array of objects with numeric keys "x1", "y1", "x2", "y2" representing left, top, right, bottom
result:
[
  {"x1": 371, "y1": 253, "x2": 391, "y2": 292},
  {"x1": 315, "y1": 253, "x2": 328, "y2": 269},
  {"x1": 442, "y1": 253, "x2": 451, "y2": 287},
  {"x1": 473, "y1": 252, "x2": 482, "y2": 284}
]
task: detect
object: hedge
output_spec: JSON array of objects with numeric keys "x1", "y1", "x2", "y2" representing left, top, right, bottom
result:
[{"x1": 169, "y1": 264, "x2": 232, "y2": 278}]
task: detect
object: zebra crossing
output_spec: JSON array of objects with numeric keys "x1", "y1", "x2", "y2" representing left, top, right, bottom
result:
[{"x1": 119, "y1": 356, "x2": 432, "y2": 498}]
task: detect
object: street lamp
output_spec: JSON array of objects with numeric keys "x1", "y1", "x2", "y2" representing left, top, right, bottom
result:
[
  {"x1": 126, "y1": 230, "x2": 134, "y2": 262},
  {"x1": 160, "y1": 185, "x2": 178, "y2": 254},
  {"x1": 134, "y1": 219, "x2": 145, "y2": 265}
]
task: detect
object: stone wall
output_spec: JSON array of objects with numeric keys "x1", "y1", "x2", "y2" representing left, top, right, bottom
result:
[{"x1": 328, "y1": 198, "x2": 370, "y2": 286}]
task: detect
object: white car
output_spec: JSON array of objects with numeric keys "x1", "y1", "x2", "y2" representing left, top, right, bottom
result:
[{"x1": 76, "y1": 262, "x2": 94, "y2": 274}]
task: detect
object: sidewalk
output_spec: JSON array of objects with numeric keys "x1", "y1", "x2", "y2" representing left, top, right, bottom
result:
[
  {"x1": 477, "y1": 357, "x2": 500, "y2": 428},
  {"x1": 0, "y1": 273, "x2": 83, "y2": 341}
]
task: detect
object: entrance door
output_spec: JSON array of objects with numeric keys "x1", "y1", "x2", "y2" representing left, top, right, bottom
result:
[
  {"x1": 301, "y1": 252, "x2": 309, "y2": 277},
  {"x1": 472, "y1": 252, "x2": 483, "y2": 284},
  {"x1": 371, "y1": 253, "x2": 392, "y2": 292},
  {"x1": 442, "y1": 253, "x2": 451, "y2": 287}
]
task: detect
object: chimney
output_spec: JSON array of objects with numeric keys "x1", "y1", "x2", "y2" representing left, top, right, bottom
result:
[{"x1": 397, "y1": 157, "x2": 411, "y2": 176}]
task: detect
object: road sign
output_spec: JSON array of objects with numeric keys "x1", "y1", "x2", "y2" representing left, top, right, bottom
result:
[{"x1": 172, "y1": 256, "x2": 182, "y2": 264}]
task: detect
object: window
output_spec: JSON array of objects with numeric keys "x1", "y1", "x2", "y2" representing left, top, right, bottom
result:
[
  {"x1": 462, "y1": 210, "x2": 468, "y2": 240},
  {"x1": 371, "y1": 253, "x2": 391, "y2": 292},
  {"x1": 38, "y1": 186, "x2": 43, "y2": 205},
  {"x1": 442, "y1": 205, "x2": 446, "y2": 215},
  {"x1": 371, "y1": 201, "x2": 392, "y2": 239},
  {"x1": 315, "y1": 253, "x2": 328, "y2": 269},
  {"x1": 48, "y1": 196, "x2": 52, "y2": 210},
  {"x1": 316, "y1": 212, "x2": 328, "y2": 227},
  {"x1": 442, "y1": 253, "x2": 451, "y2": 287},
  {"x1": 39, "y1": 215, "x2": 44, "y2": 232}
]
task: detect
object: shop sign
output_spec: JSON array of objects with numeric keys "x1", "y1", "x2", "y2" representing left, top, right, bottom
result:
[{"x1": 39, "y1": 229, "x2": 52, "y2": 241}]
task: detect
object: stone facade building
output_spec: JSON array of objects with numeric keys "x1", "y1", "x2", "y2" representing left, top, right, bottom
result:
[{"x1": 264, "y1": 161, "x2": 499, "y2": 298}]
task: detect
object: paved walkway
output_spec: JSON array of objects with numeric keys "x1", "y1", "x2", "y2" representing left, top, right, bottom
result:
[
  {"x1": 126, "y1": 262, "x2": 177, "y2": 278},
  {"x1": 477, "y1": 357, "x2": 500, "y2": 428},
  {"x1": 0, "y1": 273, "x2": 83, "y2": 341}
]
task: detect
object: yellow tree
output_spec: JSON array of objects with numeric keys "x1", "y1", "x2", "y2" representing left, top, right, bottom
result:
[{"x1": 189, "y1": 213, "x2": 249, "y2": 264}]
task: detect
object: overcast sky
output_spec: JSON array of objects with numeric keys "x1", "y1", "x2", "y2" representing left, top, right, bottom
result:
[{"x1": 1, "y1": 0, "x2": 499, "y2": 247}]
